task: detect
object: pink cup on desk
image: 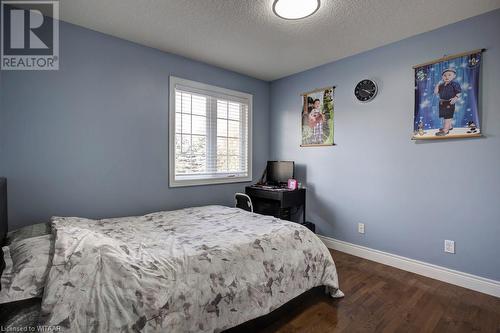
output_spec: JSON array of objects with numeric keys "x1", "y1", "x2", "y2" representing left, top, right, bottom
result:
[{"x1": 287, "y1": 178, "x2": 297, "y2": 190}]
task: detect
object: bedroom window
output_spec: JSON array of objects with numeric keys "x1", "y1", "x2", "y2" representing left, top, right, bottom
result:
[{"x1": 169, "y1": 76, "x2": 253, "y2": 187}]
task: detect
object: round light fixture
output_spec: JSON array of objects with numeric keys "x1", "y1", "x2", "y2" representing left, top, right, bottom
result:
[{"x1": 273, "y1": 0, "x2": 320, "y2": 20}]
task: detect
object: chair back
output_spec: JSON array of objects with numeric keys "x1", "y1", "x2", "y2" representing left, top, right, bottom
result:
[{"x1": 235, "y1": 193, "x2": 253, "y2": 212}]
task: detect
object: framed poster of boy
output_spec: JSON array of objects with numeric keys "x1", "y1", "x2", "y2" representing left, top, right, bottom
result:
[
  {"x1": 412, "y1": 49, "x2": 484, "y2": 140},
  {"x1": 301, "y1": 87, "x2": 335, "y2": 146}
]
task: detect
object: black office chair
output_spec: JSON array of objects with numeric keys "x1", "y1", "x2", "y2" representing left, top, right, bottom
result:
[{"x1": 235, "y1": 193, "x2": 253, "y2": 212}]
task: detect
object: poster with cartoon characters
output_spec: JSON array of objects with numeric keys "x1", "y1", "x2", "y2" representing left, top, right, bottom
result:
[
  {"x1": 301, "y1": 87, "x2": 335, "y2": 146},
  {"x1": 413, "y1": 49, "x2": 483, "y2": 140}
]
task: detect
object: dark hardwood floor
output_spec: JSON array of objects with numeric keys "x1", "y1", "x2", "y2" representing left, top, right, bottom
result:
[{"x1": 227, "y1": 250, "x2": 500, "y2": 333}]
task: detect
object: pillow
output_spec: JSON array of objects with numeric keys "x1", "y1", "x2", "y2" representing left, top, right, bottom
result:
[
  {"x1": 6, "y1": 223, "x2": 51, "y2": 245},
  {"x1": 0, "y1": 234, "x2": 53, "y2": 304}
]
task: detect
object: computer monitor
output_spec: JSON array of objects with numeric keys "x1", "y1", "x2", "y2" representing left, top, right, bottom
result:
[{"x1": 266, "y1": 161, "x2": 294, "y2": 185}]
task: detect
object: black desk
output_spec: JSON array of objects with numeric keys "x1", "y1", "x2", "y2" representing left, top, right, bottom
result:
[{"x1": 245, "y1": 186, "x2": 306, "y2": 223}]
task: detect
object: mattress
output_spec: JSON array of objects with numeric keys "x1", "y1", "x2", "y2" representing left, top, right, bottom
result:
[{"x1": 0, "y1": 290, "x2": 42, "y2": 328}]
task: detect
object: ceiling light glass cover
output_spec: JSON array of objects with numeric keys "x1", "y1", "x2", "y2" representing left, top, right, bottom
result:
[{"x1": 273, "y1": 0, "x2": 320, "y2": 20}]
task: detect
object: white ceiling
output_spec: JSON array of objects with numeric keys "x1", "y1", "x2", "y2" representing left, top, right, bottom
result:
[{"x1": 59, "y1": 0, "x2": 500, "y2": 81}]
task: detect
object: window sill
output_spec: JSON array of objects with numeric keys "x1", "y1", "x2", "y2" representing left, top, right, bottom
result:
[{"x1": 169, "y1": 175, "x2": 252, "y2": 188}]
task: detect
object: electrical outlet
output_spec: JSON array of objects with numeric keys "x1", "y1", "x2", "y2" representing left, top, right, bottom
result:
[
  {"x1": 358, "y1": 223, "x2": 365, "y2": 234},
  {"x1": 444, "y1": 240, "x2": 455, "y2": 254}
]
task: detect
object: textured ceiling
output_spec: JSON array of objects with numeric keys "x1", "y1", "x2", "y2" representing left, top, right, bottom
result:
[{"x1": 58, "y1": 0, "x2": 500, "y2": 81}]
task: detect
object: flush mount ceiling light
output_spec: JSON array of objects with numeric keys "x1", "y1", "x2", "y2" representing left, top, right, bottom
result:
[{"x1": 273, "y1": 0, "x2": 320, "y2": 20}]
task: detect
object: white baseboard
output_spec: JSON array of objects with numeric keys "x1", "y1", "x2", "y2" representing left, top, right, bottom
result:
[{"x1": 318, "y1": 235, "x2": 500, "y2": 298}]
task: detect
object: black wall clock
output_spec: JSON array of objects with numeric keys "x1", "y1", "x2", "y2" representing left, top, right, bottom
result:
[{"x1": 355, "y1": 79, "x2": 378, "y2": 102}]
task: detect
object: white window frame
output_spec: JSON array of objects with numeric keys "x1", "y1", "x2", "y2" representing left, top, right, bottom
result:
[{"x1": 169, "y1": 76, "x2": 253, "y2": 187}]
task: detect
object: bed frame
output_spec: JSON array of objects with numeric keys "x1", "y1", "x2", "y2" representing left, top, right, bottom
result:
[{"x1": 0, "y1": 177, "x2": 7, "y2": 290}]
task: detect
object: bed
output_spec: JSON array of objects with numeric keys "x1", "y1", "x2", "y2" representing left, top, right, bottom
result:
[{"x1": 0, "y1": 178, "x2": 342, "y2": 332}]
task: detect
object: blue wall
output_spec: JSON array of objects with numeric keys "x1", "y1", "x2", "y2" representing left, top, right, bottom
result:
[
  {"x1": 270, "y1": 9, "x2": 500, "y2": 280},
  {"x1": 0, "y1": 22, "x2": 270, "y2": 230},
  {"x1": 2, "y1": 9, "x2": 499, "y2": 281}
]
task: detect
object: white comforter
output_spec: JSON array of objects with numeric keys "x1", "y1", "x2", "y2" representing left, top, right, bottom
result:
[{"x1": 40, "y1": 205, "x2": 342, "y2": 332}]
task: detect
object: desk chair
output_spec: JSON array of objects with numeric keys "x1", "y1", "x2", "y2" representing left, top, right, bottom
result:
[{"x1": 235, "y1": 193, "x2": 253, "y2": 212}]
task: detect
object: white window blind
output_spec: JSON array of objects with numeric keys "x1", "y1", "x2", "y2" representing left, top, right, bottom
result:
[{"x1": 169, "y1": 77, "x2": 252, "y2": 187}]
